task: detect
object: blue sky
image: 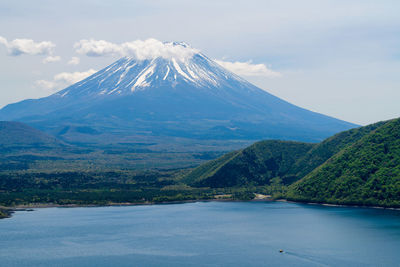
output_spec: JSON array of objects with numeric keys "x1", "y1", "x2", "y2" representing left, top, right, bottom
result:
[{"x1": 0, "y1": 0, "x2": 399, "y2": 125}]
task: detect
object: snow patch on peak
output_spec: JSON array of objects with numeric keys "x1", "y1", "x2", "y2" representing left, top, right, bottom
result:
[
  {"x1": 171, "y1": 58, "x2": 195, "y2": 83},
  {"x1": 163, "y1": 65, "x2": 170, "y2": 80},
  {"x1": 184, "y1": 62, "x2": 199, "y2": 80},
  {"x1": 131, "y1": 63, "x2": 156, "y2": 91},
  {"x1": 116, "y1": 62, "x2": 137, "y2": 86},
  {"x1": 60, "y1": 90, "x2": 69, "y2": 97}
]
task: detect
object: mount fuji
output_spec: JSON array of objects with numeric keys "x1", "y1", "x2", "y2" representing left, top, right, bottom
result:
[{"x1": 0, "y1": 42, "x2": 356, "y2": 144}]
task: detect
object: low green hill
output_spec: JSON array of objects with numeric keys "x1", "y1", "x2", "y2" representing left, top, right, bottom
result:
[
  {"x1": 183, "y1": 140, "x2": 315, "y2": 188},
  {"x1": 183, "y1": 121, "x2": 381, "y2": 188},
  {"x1": 287, "y1": 118, "x2": 400, "y2": 207},
  {"x1": 288, "y1": 121, "x2": 385, "y2": 179}
]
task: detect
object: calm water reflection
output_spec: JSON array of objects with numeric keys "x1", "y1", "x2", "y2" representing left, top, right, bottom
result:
[{"x1": 1, "y1": 201, "x2": 400, "y2": 266}]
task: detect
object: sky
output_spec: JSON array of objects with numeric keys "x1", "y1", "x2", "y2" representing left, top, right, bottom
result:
[{"x1": 0, "y1": 0, "x2": 399, "y2": 125}]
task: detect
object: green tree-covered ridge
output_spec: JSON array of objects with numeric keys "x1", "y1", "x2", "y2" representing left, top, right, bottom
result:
[
  {"x1": 287, "y1": 118, "x2": 400, "y2": 207},
  {"x1": 184, "y1": 118, "x2": 400, "y2": 207},
  {"x1": 184, "y1": 121, "x2": 383, "y2": 187},
  {"x1": 182, "y1": 140, "x2": 315, "y2": 187}
]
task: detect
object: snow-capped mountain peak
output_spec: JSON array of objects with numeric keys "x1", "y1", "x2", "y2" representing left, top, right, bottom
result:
[
  {"x1": 55, "y1": 42, "x2": 250, "y2": 98},
  {"x1": 0, "y1": 40, "x2": 356, "y2": 143}
]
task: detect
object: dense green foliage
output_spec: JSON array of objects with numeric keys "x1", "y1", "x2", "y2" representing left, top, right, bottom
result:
[
  {"x1": 183, "y1": 122, "x2": 385, "y2": 188},
  {"x1": 287, "y1": 118, "x2": 400, "y2": 207},
  {"x1": 181, "y1": 151, "x2": 239, "y2": 185},
  {"x1": 288, "y1": 121, "x2": 385, "y2": 179},
  {"x1": 183, "y1": 140, "x2": 315, "y2": 187},
  {"x1": 0, "y1": 168, "x2": 267, "y2": 207},
  {"x1": 182, "y1": 118, "x2": 400, "y2": 208},
  {"x1": 0, "y1": 208, "x2": 11, "y2": 218},
  {"x1": 0, "y1": 210, "x2": 6, "y2": 218},
  {"x1": 0, "y1": 169, "x2": 208, "y2": 206}
]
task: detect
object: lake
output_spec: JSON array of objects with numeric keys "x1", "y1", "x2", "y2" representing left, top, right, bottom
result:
[{"x1": 1, "y1": 201, "x2": 400, "y2": 266}]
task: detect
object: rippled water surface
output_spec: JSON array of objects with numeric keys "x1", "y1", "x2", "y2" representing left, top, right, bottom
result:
[{"x1": 1, "y1": 201, "x2": 400, "y2": 266}]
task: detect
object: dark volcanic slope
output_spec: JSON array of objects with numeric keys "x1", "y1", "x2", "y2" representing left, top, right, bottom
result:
[
  {"x1": 0, "y1": 121, "x2": 62, "y2": 146},
  {"x1": 0, "y1": 42, "x2": 356, "y2": 144}
]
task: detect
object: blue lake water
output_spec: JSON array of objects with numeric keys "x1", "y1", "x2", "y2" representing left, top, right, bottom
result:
[{"x1": 1, "y1": 201, "x2": 400, "y2": 267}]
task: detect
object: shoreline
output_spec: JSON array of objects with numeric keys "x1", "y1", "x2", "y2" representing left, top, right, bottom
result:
[
  {"x1": 0, "y1": 208, "x2": 14, "y2": 219},
  {"x1": 0, "y1": 194, "x2": 274, "y2": 213},
  {"x1": 0, "y1": 198, "x2": 271, "y2": 216},
  {"x1": 2, "y1": 198, "x2": 400, "y2": 219},
  {"x1": 276, "y1": 199, "x2": 400, "y2": 211}
]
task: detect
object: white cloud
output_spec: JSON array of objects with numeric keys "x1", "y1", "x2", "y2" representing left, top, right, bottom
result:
[
  {"x1": 43, "y1": 55, "x2": 61, "y2": 63},
  {"x1": 53, "y1": 69, "x2": 97, "y2": 84},
  {"x1": 215, "y1": 60, "x2": 282, "y2": 78},
  {"x1": 74, "y1": 38, "x2": 199, "y2": 61},
  {"x1": 67, "y1": 56, "x2": 80, "y2": 65},
  {"x1": 0, "y1": 36, "x2": 7, "y2": 46},
  {"x1": 74, "y1": 39, "x2": 119, "y2": 57},
  {"x1": 35, "y1": 69, "x2": 97, "y2": 93},
  {"x1": 0, "y1": 36, "x2": 56, "y2": 56},
  {"x1": 34, "y1": 80, "x2": 57, "y2": 91}
]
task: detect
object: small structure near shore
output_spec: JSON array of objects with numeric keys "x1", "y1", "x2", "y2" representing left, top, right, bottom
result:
[{"x1": 254, "y1": 194, "x2": 272, "y2": 200}]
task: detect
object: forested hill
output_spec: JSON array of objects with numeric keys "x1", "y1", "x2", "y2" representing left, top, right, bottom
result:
[
  {"x1": 182, "y1": 140, "x2": 315, "y2": 187},
  {"x1": 287, "y1": 121, "x2": 386, "y2": 179},
  {"x1": 183, "y1": 121, "x2": 381, "y2": 188},
  {"x1": 287, "y1": 118, "x2": 400, "y2": 207},
  {"x1": 184, "y1": 117, "x2": 400, "y2": 207}
]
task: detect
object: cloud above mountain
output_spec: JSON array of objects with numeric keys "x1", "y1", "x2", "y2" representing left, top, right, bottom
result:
[
  {"x1": 74, "y1": 38, "x2": 199, "y2": 61},
  {"x1": 215, "y1": 60, "x2": 281, "y2": 78},
  {"x1": 53, "y1": 69, "x2": 97, "y2": 84},
  {"x1": 73, "y1": 38, "x2": 280, "y2": 77},
  {"x1": 35, "y1": 69, "x2": 97, "y2": 92}
]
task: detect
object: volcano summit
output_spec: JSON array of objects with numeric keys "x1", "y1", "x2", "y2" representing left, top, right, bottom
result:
[{"x1": 0, "y1": 41, "x2": 356, "y2": 145}]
